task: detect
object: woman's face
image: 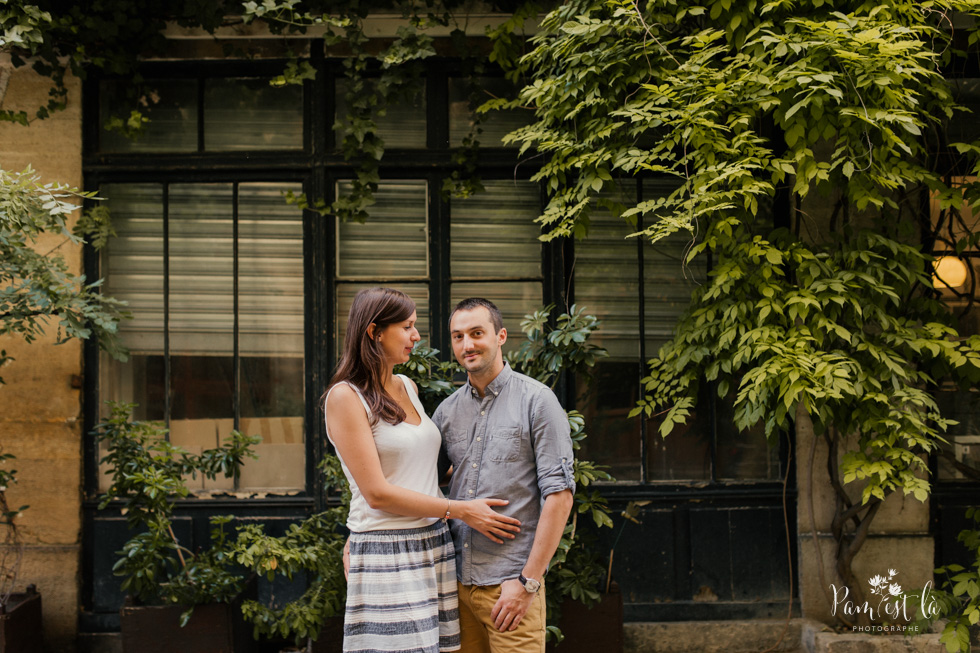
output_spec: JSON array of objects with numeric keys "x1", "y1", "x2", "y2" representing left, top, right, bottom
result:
[{"x1": 376, "y1": 310, "x2": 421, "y2": 365}]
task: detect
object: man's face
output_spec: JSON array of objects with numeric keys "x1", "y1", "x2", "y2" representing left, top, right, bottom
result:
[{"x1": 449, "y1": 307, "x2": 506, "y2": 377}]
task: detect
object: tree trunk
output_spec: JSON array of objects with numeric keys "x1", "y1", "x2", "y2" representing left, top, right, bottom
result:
[
  {"x1": 797, "y1": 401, "x2": 836, "y2": 618},
  {"x1": 0, "y1": 52, "x2": 12, "y2": 110},
  {"x1": 822, "y1": 428, "x2": 883, "y2": 627}
]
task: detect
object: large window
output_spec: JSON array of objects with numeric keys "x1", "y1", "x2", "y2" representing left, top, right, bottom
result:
[
  {"x1": 930, "y1": 176, "x2": 980, "y2": 482},
  {"x1": 90, "y1": 61, "x2": 783, "y2": 495},
  {"x1": 99, "y1": 181, "x2": 306, "y2": 492},
  {"x1": 573, "y1": 181, "x2": 781, "y2": 483},
  {"x1": 83, "y1": 53, "x2": 798, "y2": 628}
]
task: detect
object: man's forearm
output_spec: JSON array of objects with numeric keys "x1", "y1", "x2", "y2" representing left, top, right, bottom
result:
[{"x1": 521, "y1": 489, "x2": 574, "y2": 581}]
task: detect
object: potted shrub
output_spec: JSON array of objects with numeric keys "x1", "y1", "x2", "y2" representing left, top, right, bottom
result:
[
  {"x1": 0, "y1": 450, "x2": 42, "y2": 653},
  {"x1": 232, "y1": 455, "x2": 350, "y2": 653},
  {"x1": 93, "y1": 402, "x2": 261, "y2": 653}
]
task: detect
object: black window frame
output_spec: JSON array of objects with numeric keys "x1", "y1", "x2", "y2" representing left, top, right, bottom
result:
[{"x1": 80, "y1": 45, "x2": 798, "y2": 627}]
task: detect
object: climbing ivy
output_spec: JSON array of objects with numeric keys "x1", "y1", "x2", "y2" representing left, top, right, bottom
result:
[{"x1": 494, "y1": 0, "x2": 980, "y2": 625}]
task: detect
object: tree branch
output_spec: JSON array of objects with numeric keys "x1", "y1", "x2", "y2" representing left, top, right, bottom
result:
[{"x1": 937, "y1": 449, "x2": 980, "y2": 482}]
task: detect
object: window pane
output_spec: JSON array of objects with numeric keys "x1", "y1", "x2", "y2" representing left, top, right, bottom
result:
[
  {"x1": 101, "y1": 183, "x2": 165, "y2": 421},
  {"x1": 574, "y1": 189, "x2": 640, "y2": 360},
  {"x1": 335, "y1": 283, "x2": 430, "y2": 361},
  {"x1": 949, "y1": 79, "x2": 980, "y2": 145},
  {"x1": 237, "y1": 182, "x2": 306, "y2": 493},
  {"x1": 937, "y1": 386, "x2": 980, "y2": 481},
  {"x1": 647, "y1": 407, "x2": 712, "y2": 481},
  {"x1": 714, "y1": 402, "x2": 781, "y2": 481},
  {"x1": 336, "y1": 180, "x2": 428, "y2": 278},
  {"x1": 168, "y1": 184, "x2": 235, "y2": 427},
  {"x1": 449, "y1": 77, "x2": 531, "y2": 147},
  {"x1": 574, "y1": 181, "x2": 708, "y2": 482},
  {"x1": 204, "y1": 78, "x2": 303, "y2": 151},
  {"x1": 451, "y1": 180, "x2": 541, "y2": 279},
  {"x1": 930, "y1": 178, "x2": 980, "y2": 481},
  {"x1": 573, "y1": 187, "x2": 640, "y2": 480},
  {"x1": 239, "y1": 183, "x2": 305, "y2": 357},
  {"x1": 642, "y1": 180, "x2": 707, "y2": 355},
  {"x1": 450, "y1": 281, "x2": 542, "y2": 354},
  {"x1": 335, "y1": 79, "x2": 426, "y2": 148},
  {"x1": 169, "y1": 184, "x2": 235, "y2": 357},
  {"x1": 640, "y1": 181, "x2": 712, "y2": 481},
  {"x1": 100, "y1": 79, "x2": 198, "y2": 152},
  {"x1": 99, "y1": 182, "x2": 306, "y2": 494},
  {"x1": 576, "y1": 361, "x2": 642, "y2": 482}
]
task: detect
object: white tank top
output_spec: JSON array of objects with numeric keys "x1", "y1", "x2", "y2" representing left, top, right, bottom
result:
[{"x1": 324, "y1": 374, "x2": 443, "y2": 532}]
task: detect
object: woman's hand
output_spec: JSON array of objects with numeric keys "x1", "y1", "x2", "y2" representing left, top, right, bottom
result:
[{"x1": 457, "y1": 498, "x2": 521, "y2": 544}]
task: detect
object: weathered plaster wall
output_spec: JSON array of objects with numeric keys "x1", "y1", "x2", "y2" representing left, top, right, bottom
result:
[{"x1": 1, "y1": 66, "x2": 84, "y2": 653}]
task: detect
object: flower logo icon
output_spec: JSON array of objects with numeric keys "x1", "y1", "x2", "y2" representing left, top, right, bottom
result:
[{"x1": 868, "y1": 568, "x2": 904, "y2": 614}]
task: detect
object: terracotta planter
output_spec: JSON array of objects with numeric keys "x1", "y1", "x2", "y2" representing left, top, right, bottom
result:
[
  {"x1": 546, "y1": 583, "x2": 623, "y2": 653},
  {"x1": 0, "y1": 586, "x2": 43, "y2": 653},
  {"x1": 120, "y1": 578, "x2": 258, "y2": 653}
]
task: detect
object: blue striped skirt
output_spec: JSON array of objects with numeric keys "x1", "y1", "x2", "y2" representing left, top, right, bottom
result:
[{"x1": 345, "y1": 520, "x2": 461, "y2": 653}]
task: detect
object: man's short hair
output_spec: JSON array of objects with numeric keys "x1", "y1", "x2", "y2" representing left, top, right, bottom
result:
[{"x1": 450, "y1": 297, "x2": 503, "y2": 333}]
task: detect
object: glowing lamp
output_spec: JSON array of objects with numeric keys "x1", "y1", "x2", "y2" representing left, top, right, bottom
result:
[{"x1": 933, "y1": 255, "x2": 969, "y2": 289}]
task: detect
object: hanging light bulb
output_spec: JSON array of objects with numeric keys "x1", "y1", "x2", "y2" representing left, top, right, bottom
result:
[{"x1": 932, "y1": 255, "x2": 969, "y2": 289}]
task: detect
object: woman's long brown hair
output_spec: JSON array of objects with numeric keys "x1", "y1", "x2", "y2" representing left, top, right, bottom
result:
[{"x1": 322, "y1": 287, "x2": 415, "y2": 426}]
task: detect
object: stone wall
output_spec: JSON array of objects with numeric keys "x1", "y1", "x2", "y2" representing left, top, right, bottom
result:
[
  {"x1": 1, "y1": 66, "x2": 85, "y2": 653},
  {"x1": 793, "y1": 193, "x2": 935, "y2": 627}
]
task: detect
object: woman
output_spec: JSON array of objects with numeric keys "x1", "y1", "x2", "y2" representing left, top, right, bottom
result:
[{"x1": 323, "y1": 287, "x2": 521, "y2": 653}]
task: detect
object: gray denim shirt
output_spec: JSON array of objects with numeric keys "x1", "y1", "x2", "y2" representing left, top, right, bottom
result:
[{"x1": 432, "y1": 363, "x2": 575, "y2": 586}]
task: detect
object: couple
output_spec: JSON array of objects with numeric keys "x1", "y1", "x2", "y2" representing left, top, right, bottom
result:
[{"x1": 323, "y1": 288, "x2": 575, "y2": 653}]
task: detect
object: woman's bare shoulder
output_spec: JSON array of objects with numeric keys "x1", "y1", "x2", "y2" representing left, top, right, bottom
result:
[{"x1": 326, "y1": 382, "x2": 359, "y2": 410}]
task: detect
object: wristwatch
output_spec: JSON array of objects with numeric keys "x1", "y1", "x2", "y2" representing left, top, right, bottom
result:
[{"x1": 518, "y1": 573, "x2": 541, "y2": 593}]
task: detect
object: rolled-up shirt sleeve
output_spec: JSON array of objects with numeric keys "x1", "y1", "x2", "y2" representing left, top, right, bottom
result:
[{"x1": 530, "y1": 391, "x2": 576, "y2": 498}]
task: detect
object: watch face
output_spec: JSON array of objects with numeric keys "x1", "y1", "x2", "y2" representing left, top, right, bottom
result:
[{"x1": 524, "y1": 577, "x2": 540, "y2": 592}]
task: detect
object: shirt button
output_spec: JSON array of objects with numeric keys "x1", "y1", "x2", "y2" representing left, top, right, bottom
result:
[
  {"x1": 464, "y1": 543, "x2": 469, "y2": 548},
  {"x1": 476, "y1": 436, "x2": 481, "y2": 442},
  {"x1": 468, "y1": 489, "x2": 474, "y2": 495},
  {"x1": 471, "y1": 463, "x2": 477, "y2": 468},
  {"x1": 480, "y1": 411, "x2": 485, "y2": 415}
]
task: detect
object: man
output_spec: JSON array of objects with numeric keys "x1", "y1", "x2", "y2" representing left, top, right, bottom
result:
[{"x1": 433, "y1": 298, "x2": 575, "y2": 653}]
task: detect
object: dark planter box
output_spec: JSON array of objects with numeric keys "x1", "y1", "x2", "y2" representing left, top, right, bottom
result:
[
  {"x1": 308, "y1": 615, "x2": 344, "y2": 653},
  {"x1": 0, "y1": 586, "x2": 43, "y2": 653},
  {"x1": 120, "y1": 578, "x2": 258, "y2": 653},
  {"x1": 546, "y1": 583, "x2": 623, "y2": 653}
]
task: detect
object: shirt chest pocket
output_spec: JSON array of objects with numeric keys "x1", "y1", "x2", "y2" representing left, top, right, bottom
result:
[
  {"x1": 487, "y1": 427, "x2": 523, "y2": 462},
  {"x1": 445, "y1": 429, "x2": 469, "y2": 463}
]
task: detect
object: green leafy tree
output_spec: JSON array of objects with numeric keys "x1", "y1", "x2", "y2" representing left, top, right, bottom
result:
[
  {"x1": 0, "y1": 166, "x2": 128, "y2": 384},
  {"x1": 492, "y1": 0, "x2": 980, "y2": 626}
]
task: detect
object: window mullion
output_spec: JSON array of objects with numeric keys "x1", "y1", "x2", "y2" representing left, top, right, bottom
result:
[
  {"x1": 163, "y1": 182, "x2": 172, "y2": 434},
  {"x1": 430, "y1": 174, "x2": 450, "y2": 352},
  {"x1": 233, "y1": 182, "x2": 241, "y2": 432}
]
